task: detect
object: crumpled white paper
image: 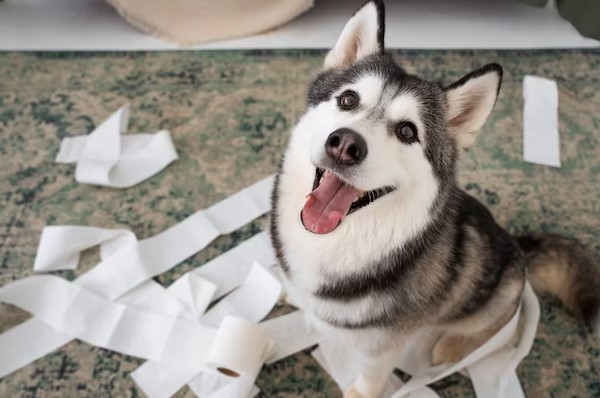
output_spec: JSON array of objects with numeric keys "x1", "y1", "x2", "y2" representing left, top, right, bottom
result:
[
  {"x1": 0, "y1": 170, "x2": 541, "y2": 398},
  {"x1": 167, "y1": 274, "x2": 217, "y2": 322},
  {"x1": 0, "y1": 175, "x2": 273, "y2": 379},
  {"x1": 0, "y1": 275, "x2": 182, "y2": 361},
  {"x1": 55, "y1": 105, "x2": 178, "y2": 187},
  {"x1": 33, "y1": 175, "x2": 273, "y2": 302},
  {"x1": 131, "y1": 261, "x2": 283, "y2": 398},
  {"x1": 34, "y1": 226, "x2": 136, "y2": 272},
  {"x1": 395, "y1": 282, "x2": 539, "y2": 398},
  {"x1": 312, "y1": 283, "x2": 539, "y2": 398}
]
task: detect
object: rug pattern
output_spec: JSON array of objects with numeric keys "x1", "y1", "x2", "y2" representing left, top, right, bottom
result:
[{"x1": 0, "y1": 49, "x2": 599, "y2": 397}]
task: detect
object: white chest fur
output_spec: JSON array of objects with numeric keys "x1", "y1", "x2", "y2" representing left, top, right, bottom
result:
[{"x1": 274, "y1": 145, "x2": 439, "y2": 325}]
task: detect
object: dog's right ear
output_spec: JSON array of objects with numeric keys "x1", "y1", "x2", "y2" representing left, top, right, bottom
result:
[{"x1": 324, "y1": 0, "x2": 385, "y2": 69}]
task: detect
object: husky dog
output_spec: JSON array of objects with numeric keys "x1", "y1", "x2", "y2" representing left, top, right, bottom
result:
[{"x1": 270, "y1": 1, "x2": 600, "y2": 397}]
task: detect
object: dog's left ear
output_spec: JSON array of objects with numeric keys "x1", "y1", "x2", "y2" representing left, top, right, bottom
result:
[
  {"x1": 444, "y1": 63, "x2": 503, "y2": 149},
  {"x1": 324, "y1": 0, "x2": 385, "y2": 69}
]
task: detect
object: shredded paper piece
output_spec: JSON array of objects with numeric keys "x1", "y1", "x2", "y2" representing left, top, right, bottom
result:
[
  {"x1": 0, "y1": 175, "x2": 273, "y2": 381},
  {"x1": 523, "y1": 75, "x2": 561, "y2": 167},
  {"x1": 0, "y1": 170, "x2": 541, "y2": 398},
  {"x1": 55, "y1": 105, "x2": 179, "y2": 187}
]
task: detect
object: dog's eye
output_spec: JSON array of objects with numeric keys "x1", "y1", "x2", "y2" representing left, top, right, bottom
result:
[
  {"x1": 395, "y1": 122, "x2": 418, "y2": 143},
  {"x1": 337, "y1": 91, "x2": 359, "y2": 110}
]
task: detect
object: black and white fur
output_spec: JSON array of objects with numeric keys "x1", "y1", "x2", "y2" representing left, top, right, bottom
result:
[{"x1": 270, "y1": 1, "x2": 600, "y2": 397}]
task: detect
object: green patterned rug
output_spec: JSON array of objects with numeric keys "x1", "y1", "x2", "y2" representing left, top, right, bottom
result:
[{"x1": 0, "y1": 50, "x2": 599, "y2": 397}]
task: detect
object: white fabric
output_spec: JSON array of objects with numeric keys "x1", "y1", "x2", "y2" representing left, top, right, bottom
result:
[{"x1": 55, "y1": 105, "x2": 178, "y2": 187}]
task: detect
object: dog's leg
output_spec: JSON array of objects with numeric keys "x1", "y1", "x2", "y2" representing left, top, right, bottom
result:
[
  {"x1": 431, "y1": 302, "x2": 519, "y2": 365},
  {"x1": 344, "y1": 342, "x2": 404, "y2": 398},
  {"x1": 431, "y1": 332, "x2": 493, "y2": 365}
]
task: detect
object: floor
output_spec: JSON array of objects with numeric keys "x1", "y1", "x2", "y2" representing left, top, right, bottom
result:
[
  {"x1": 0, "y1": 0, "x2": 599, "y2": 51},
  {"x1": 0, "y1": 49, "x2": 599, "y2": 397}
]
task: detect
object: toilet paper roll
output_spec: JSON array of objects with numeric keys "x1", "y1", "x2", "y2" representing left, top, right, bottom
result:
[{"x1": 206, "y1": 317, "x2": 274, "y2": 379}]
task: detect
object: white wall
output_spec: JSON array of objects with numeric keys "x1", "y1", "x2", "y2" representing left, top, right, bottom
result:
[{"x1": 0, "y1": 0, "x2": 597, "y2": 51}]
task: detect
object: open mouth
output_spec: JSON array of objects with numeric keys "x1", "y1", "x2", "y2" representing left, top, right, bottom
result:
[{"x1": 300, "y1": 168, "x2": 396, "y2": 235}]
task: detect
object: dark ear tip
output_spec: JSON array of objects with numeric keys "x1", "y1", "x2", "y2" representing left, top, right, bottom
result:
[
  {"x1": 482, "y1": 62, "x2": 503, "y2": 94},
  {"x1": 483, "y1": 62, "x2": 503, "y2": 79},
  {"x1": 445, "y1": 62, "x2": 503, "y2": 92}
]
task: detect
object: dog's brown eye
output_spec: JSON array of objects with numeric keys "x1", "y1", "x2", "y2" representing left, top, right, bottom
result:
[
  {"x1": 338, "y1": 91, "x2": 359, "y2": 110},
  {"x1": 395, "y1": 122, "x2": 418, "y2": 143}
]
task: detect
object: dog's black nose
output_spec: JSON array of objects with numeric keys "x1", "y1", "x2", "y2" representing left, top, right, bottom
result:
[{"x1": 325, "y1": 128, "x2": 367, "y2": 165}]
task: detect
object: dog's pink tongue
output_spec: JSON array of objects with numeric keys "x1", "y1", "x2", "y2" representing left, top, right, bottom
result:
[{"x1": 301, "y1": 173, "x2": 359, "y2": 234}]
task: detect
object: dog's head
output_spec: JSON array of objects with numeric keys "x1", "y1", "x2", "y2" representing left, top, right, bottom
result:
[{"x1": 286, "y1": 0, "x2": 502, "y2": 235}]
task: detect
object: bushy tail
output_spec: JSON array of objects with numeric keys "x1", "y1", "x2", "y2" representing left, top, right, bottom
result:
[{"x1": 516, "y1": 234, "x2": 600, "y2": 335}]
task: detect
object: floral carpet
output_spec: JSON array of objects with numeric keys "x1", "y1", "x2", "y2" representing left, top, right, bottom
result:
[{"x1": 0, "y1": 49, "x2": 599, "y2": 397}]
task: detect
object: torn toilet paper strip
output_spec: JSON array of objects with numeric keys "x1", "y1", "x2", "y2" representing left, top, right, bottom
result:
[
  {"x1": 261, "y1": 310, "x2": 326, "y2": 364},
  {"x1": 466, "y1": 281, "x2": 540, "y2": 398},
  {"x1": 132, "y1": 239, "x2": 295, "y2": 398},
  {"x1": 1, "y1": 169, "x2": 541, "y2": 398},
  {"x1": 0, "y1": 264, "x2": 291, "y2": 398},
  {"x1": 0, "y1": 275, "x2": 206, "y2": 362},
  {"x1": 187, "y1": 373, "x2": 259, "y2": 398},
  {"x1": 32, "y1": 174, "x2": 273, "y2": 300},
  {"x1": 523, "y1": 75, "x2": 560, "y2": 167},
  {"x1": 0, "y1": 176, "x2": 273, "y2": 379},
  {"x1": 55, "y1": 105, "x2": 178, "y2": 187},
  {"x1": 391, "y1": 283, "x2": 538, "y2": 398},
  {"x1": 34, "y1": 226, "x2": 135, "y2": 271},
  {"x1": 200, "y1": 262, "x2": 282, "y2": 327},
  {"x1": 312, "y1": 339, "x2": 408, "y2": 398},
  {"x1": 132, "y1": 311, "x2": 326, "y2": 398},
  {"x1": 131, "y1": 261, "x2": 284, "y2": 397},
  {"x1": 166, "y1": 274, "x2": 217, "y2": 322},
  {"x1": 187, "y1": 231, "x2": 275, "y2": 299},
  {"x1": 311, "y1": 282, "x2": 539, "y2": 398}
]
